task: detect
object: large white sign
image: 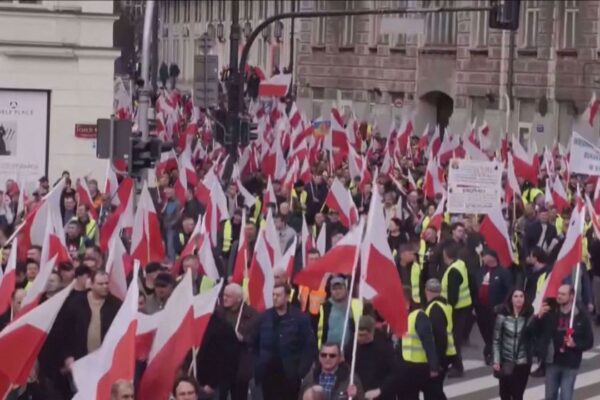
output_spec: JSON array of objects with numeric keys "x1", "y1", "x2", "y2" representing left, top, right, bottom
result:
[
  {"x1": 570, "y1": 131, "x2": 600, "y2": 176},
  {"x1": 447, "y1": 159, "x2": 502, "y2": 214},
  {"x1": 0, "y1": 89, "x2": 49, "y2": 190}
]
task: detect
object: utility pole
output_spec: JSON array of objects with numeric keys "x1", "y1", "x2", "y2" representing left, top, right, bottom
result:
[
  {"x1": 223, "y1": 0, "x2": 241, "y2": 182},
  {"x1": 139, "y1": 0, "x2": 155, "y2": 141}
]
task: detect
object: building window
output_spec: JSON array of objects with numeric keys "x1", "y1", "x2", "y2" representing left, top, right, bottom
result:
[
  {"x1": 340, "y1": 0, "x2": 355, "y2": 46},
  {"x1": 206, "y1": 0, "x2": 214, "y2": 21},
  {"x1": 471, "y1": 0, "x2": 488, "y2": 47},
  {"x1": 562, "y1": 0, "x2": 577, "y2": 49},
  {"x1": 522, "y1": 0, "x2": 539, "y2": 48},
  {"x1": 194, "y1": 0, "x2": 201, "y2": 22},
  {"x1": 163, "y1": 0, "x2": 169, "y2": 23},
  {"x1": 272, "y1": 45, "x2": 281, "y2": 69},
  {"x1": 172, "y1": 39, "x2": 179, "y2": 64},
  {"x1": 258, "y1": 0, "x2": 268, "y2": 19},
  {"x1": 424, "y1": 0, "x2": 456, "y2": 46},
  {"x1": 371, "y1": 0, "x2": 409, "y2": 47},
  {"x1": 313, "y1": 0, "x2": 327, "y2": 46},
  {"x1": 183, "y1": 0, "x2": 190, "y2": 23},
  {"x1": 182, "y1": 39, "x2": 188, "y2": 79},
  {"x1": 274, "y1": 0, "x2": 285, "y2": 15},
  {"x1": 243, "y1": 0, "x2": 254, "y2": 20},
  {"x1": 174, "y1": 0, "x2": 180, "y2": 23},
  {"x1": 312, "y1": 87, "x2": 325, "y2": 119}
]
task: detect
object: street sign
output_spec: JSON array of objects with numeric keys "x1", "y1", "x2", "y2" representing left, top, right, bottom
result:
[{"x1": 96, "y1": 118, "x2": 132, "y2": 159}]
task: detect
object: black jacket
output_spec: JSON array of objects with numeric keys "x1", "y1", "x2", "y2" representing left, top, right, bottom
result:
[
  {"x1": 221, "y1": 304, "x2": 259, "y2": 382},
  {"x1": 61, "y1": 292, "x2": 121, "y2": 360},
  {"x1": 426, "y1": 297, "x2": 453, "y2": 366},
  {"x1": 344, "y1": 337, "x2": 397, "y2": 399}
]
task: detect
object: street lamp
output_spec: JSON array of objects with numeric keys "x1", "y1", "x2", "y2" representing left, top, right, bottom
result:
[
  {"x1": 274, "y1": 21, "x2": 284, "y2": 42},
  {"x1": 207, "y1": 22, "x2": 216, "y2": 42},
  {"x1": 243, "y1": 21, "x2": 252, "y2": 39},
  {"x1": 217, "y1": 22, "x2": 225, "y2": 42},
  {"x1": 262, "y1": 24, "x2": 271, "y2": 42}
]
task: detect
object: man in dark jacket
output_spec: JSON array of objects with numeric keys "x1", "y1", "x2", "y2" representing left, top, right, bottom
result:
[
  {"x1": 524, "y1": 207, "x2": 558, "y2": 260},
  {"x1": 524, "y1": 246, "x2": 551, "y2": 304},
  {"x1": 344, "y1": 316, "x2": 396, "y2": 400},
  {"x1": 304, "y1": 173, "x2": 328, "y2": 225},
  {"x1": 533, "y1": 284, "x2": 594, "y2": 400},
  {"x1": 253, "y1": 283, "x2": 317, "y2": 400},
  {"x1": 220, "y1": 283, "x2": 259, "y2": 400},
  {"x1": 62, "y1": 271, "x2": 121, "y2": 375},
  {"x1": 475, "y1": 248, "x2": 512, "y2": 365}
]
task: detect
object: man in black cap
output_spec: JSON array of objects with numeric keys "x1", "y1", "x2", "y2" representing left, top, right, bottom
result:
[
  {"x1": 475, "y1": 248, "x2": 512, "y2": 365},
  {"x1": 144, "y1": 272, "x2": 175, "y2": 314}
]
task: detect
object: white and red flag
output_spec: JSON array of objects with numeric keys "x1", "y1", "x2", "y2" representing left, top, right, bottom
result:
[
  {"x1": 258, "y1": 73, "x2": 292, "y2": 97},
  {"x1": 231, "y1": 210, "x2": 248, "y2": 284},
  {"x1": 105, "y1": 237, "x2": 133, "y2": 301},
  {"x1": 585, "y1": 195, "x2": 600, "y2": 240},
  {"x1": 480, "y1": 207, "x2": 514, "y2": 267},
  {"x1": 505, "y1": 153, "x2": 522, "y2": 205},
  {"x1": 423, "y1": 157, "x2": 445, "y2": 200},
  {"x1": 0, "y1": 282, "x2": 73, "y2": 396},
  {"x1": 138, "y1": 269, "x2": 195, "y2": 400},
  {"x1": 294, "y1": 220, "x2": 364, "y2": 291},
  {"x1": 324, "y1": 178, "x2": 359, "y2": 228},
  {"x1": 191, "y1": 281, "x2": 223, "y2": 347},
  {"x1": 75, "y1": 178, "x2": 98, "y2": 219},
  {"x1": 99, "y1": 177, "x2": 134, "y2": 252},
  {"x1": 131, "y1": 182, "x2": 165, "y2": 267},
  {"x1": 301, "y1": 215, "x2": 315, "y2": 267},
  {"x1": 103, "y1": 161, "x2": 120, "y2": 205},
  {"x1": 511, "y1": 137, "x2": 539, "y2": 185},
  {"x1": 0, "y1": 239, "x2": 17, "y2": 316},
  {"x1": 550, "y1": 177, "x2": 569, "y2": 214},
  {"x1": 248, "y1": 228, "x2": 275, "y2": 312},
  {"x1": 72, "y1": 262, "x2": 140, "y2": 400},
  {"x1": 360, "y1": 189, "x2": 408, "y2": 336},
  {"x1": 426, "y1": 194, "x2": 446, "y2": 234},
  {"x1": 583, "y1": 92, "x2": 600, "y2": 127}
]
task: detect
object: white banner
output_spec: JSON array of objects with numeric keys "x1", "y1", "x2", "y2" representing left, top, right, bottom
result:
[
  {"x1": 447, "y1": 159, "x2": 503, "y2": 214},
  {"x1": 0, "y1": 90, "x2": 49, "y2": 190},
  {"x1": 570, "y1": 131, "x2": 600, "y2": 176}
]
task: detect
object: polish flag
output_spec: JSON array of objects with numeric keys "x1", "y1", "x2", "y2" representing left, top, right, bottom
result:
[
  {"x1": 72, "y1": 263, "x2": 139, "y2": 400},
  {"x1": 131, "y1": 183, "x2": 165, "y2": 267},
  {"x1": 316, "y1": 223, "x2": 327, "y2": 256},
  {"x1": 511, "y1": 138, "x2": 539, "y2": 185},
  {"x1": 172, "y1": 216, "x2": 202, "y2": 275},
  {"x1": 397, "y1": 117, "x2": 414, "y2": 156},
  {"x1": 76, "y1": 178, "x2": 98, "y2": 219},
  {"x1": 541, "y1": 195, "x2": 585, "y2": 300},
  {"x1": 290, "y1": 138, "x2": 309, "y2": 166},
  {"x1": 347, "y1": 146, "x2": 363, "y2": 181},
  {"x1": 329, "y1": 108, "x2": 350, "y2": 155},
  {"x1": 19, "y1": 178, "x2": 65, "y2": 254},
  {"x1": 463, "y1": 125, "x2": 489, "y2": 161},
  {"x1": 585, "y1": 195, "x2": 600, "y2": 240},
  {"x1": 236, "y1": 180, "x2": 257, "y2": 209},
  {"x1": 545, "y1": 178, "x2": 553, "y2": 207},
  {"x1": 197, "y1": 232, "x2": 221, "y2": 282},
  {"x1": 138, "y1": 269, "x2": 195, "y2": 400},
  {"x1": 0, "y1": 282, "x2": 73, "y2": 396},
  {"x1": 231, "y1": 210, "x2": 248, "y2": 284},
  {"x1": 202, "y1": 180, "x2": 230, "y2": 247},
  {"x1": 301, "y1": 216, "x2": 315, "y2": 267},
  {"x1": 418, "y1": 123, "x2": 431, "y2": 155},
  {"x1": 191, "y1": 281, "x2": 223, "y2": 347},
  {"x1": 105, "y1": 237, "x2": 132, "y2": 301},
  {"x1": 360, "y1": 189, "x2": 408, "y2": 336},
  {"x1": 99, "y1": 177, "x2": 134, "y2": 252},
  {"x1": 426, "y1": 194, "x2": 446, "y2": 234},
  {"x1": 282, "y1": 158, "x2": 299, "y2": 194},
  {"x1": 248, "y1": 228, "x2": 275, "y2": 312},
  {"x1": 480, "y1": 207, "x2": 514, "y2": 267},
  {"x1": 276, "y1": 236, "x2": 297, "y2": 278},
  {"x1": 505, "y1": 153, "x2": 522, "y2": 205},
  {"x1": 155, "y1": 149, "x2": 178, "y2": 177},
  {"x1": 423, "y1": 157, "x2": 445, "y2": 200},
  {"x1": 258, "y1": 73, "x2": 291, "y2": 97},
  {"x1": 584, "y1": 92, "x2": 600, "y2": 127},
  {"x1": 262, "y1": 176, "x2": 277, "y2": 214},
  {"x1": 264, "y1": 208, "x2": 282, "y2": 265},
  {"x1": 294, "y1": 221, "x2": 363, "y2": 291},
  {"x1": 550, "y1": 177, "x2": 569, "y2": 214},
  {"x1": 135, "y1": 311, "x2": 162, "y2": 362},
  {"x1": 299, "y1": 156, "x2": 312, "y2": 184},
  {"x1": 289, "y1": 101, "x2": 302, "y2": 132},
  {"x1": 438, "y1": 133, "x2": 461, "y2": 165},
  {"x1": 0, "y1": 239, "x2": 17, "y2": 315},
  {"x1": 324, "y1": 178, "x2": 359, "y2": 228},
  {"x1": 104, "y1": 161, "x2": 120, "y2": 206}
]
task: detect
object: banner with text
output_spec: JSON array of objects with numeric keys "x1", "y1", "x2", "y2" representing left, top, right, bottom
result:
[
  {"x1": 0, "y1": 89, "x2": 49, "y2": 190},
  {"x1": 447, "y1": 159, "x2": 503, "y2": 214},
  {"x1": 570, "y1": 131, "x2": 600, "y2": 176}
]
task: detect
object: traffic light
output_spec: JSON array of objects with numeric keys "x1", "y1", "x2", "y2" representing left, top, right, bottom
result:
[
  {"x1": 489, "y1": 0, "x2": 520, "y2": 31},
  {"x1": 240, "y1": 116, "x2": 258, "y2": 147},
  {"x1": 128, "y1": 136, "x2": 171, "y2": 176}
]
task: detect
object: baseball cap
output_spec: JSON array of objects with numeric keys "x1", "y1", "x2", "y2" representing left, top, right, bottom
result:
[{"x1": 329, "y1": 276, "x2": 347, "y2": 288}]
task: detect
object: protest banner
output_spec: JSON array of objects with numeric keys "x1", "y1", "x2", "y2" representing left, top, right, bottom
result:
[
  {"x1": 447, "y1": 158, "x2": 502, "y2": 214},
  {"x1": 570, "y1": 131, "x2": 600, "y2": 176}
]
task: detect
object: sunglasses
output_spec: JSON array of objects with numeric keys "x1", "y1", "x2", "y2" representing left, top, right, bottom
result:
[{"x1": 319, "y1": 352, "x2": 338, "y2": 359}]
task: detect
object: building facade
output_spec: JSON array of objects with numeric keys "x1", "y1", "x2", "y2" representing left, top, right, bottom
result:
[
  {"x1": 157, "y1": 0, "x2": 299, "y2": 91},
  {"x1": 0, "y1": 0, "x2": 119, "y2": 186},
  {"x1": 295, "y1": 0, "x2": 600, "y2": 148}
]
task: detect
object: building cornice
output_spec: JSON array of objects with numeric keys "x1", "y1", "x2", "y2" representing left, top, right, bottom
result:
[
  {"x1": 0, "y1": 41, "x2": 120, "y2": 59},
  {"x1": 0, "y1": 5, "x2": 118, "y2": 21}
]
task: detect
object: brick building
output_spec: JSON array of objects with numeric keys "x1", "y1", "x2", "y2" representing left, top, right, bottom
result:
[{"x1": 295, "y1": 0, "x2": 600, "y2": 148}]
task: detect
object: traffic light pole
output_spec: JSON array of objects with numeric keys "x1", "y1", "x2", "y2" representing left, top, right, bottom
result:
[{"x1": 139, "y1": 0, "x2": 155, "y2": 142}]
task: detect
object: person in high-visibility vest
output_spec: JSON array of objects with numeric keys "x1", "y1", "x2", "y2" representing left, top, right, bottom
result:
[
  {"x1": 313, "y1": 276, "x2": 363, "y2": 348},
  {"x1": 399, "y1": 306, "x2": 441, "y2": 399},
  {"x1": 219, "y1": 209, "x2": 243, "y2": 261},
  {"x1": 298, "y1": 249, "x2": 327, "y2": 316},
  {"x1": 423, "y1": 278, "x2": 456, "y2": 400},
  {"x1": 397, "y1": 243, "x2": 423, "y2": 306},
  {"x1": 440, "y1": 243, "x2": 473, "y2": 378}
]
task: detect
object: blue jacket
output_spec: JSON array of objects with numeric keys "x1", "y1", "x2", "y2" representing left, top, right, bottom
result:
[
  {"x1": 252, "y1": 306, "x2": 317, "y2": 383},
  {"x1": 475, "y1": 265, "x2": 512, "y2": 308}
]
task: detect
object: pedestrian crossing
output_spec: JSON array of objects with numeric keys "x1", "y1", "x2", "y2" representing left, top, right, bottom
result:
[{"x1": 443, "y1": 345, "x2": 600, "y2": 400}]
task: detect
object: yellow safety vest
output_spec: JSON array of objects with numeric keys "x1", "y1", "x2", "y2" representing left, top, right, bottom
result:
[
  {"x1": 410, "y1": 262, "x2": 422, "y2": 304},
  {"x1": 299, "y1": 286, "x2": 326, "y2": 314},
  {"x1": 199, "y1": 275, "x2": 216, "y2": 294},
  {"x1": 291, "y1": 189, "x2": 308, "y2": 206},
  {"x1": 253, "y1": 198, "x2": 262, "y2": 221},
  {"x1": 317, "y1": 299, "x2": 363, "y2": 347},
  {"x1": 222, "y1": 220, "x2": 233, "y2": 253},
  {"x1": 555, "y1": 215, "x2": 564, "y2": 235},
  {"x1": 522, "y1": 187, "x2": 543, "y2": 205},
  {"x1": 441, "y1": 259, "x2": 472, "y2": 309},
  {"x1": 418, "y1": 240, "x2": 428, "y2": 266},
  {"x1": 425, "y1": 300, "x2": 457, "y2": 356},
  {"x1": 536, "y1": 272, "x2": 547, "y2": 298},
  {"x1": 402, "y1": 309, "x2": 427, "y2": 363}
]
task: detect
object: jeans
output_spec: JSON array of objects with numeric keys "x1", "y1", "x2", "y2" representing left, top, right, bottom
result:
[
  {"x1": 545, "y1": 364, "x2": 577, "y2": 400},
  {"x1": 451, "y1": 306, "x2": 473, "y2": 371}
]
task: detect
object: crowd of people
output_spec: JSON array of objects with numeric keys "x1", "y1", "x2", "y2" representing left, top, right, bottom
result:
[{"x1": 0, "y1": 94, "x2": 598, "y2": 400}]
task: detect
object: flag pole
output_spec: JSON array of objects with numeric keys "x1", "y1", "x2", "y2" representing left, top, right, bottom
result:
[
  {"x1": 235, "y1": 301, "x2": 244, "y2": 334},
  {"x1": 340, "y1": 220, "x2": 363, "y2": 354},
  {"x1": 348, "y1": 283, "x2": 361, "y2": 400},
  {"x1": 569, "y1": 261, "x2": 581, "y2": 330}
]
